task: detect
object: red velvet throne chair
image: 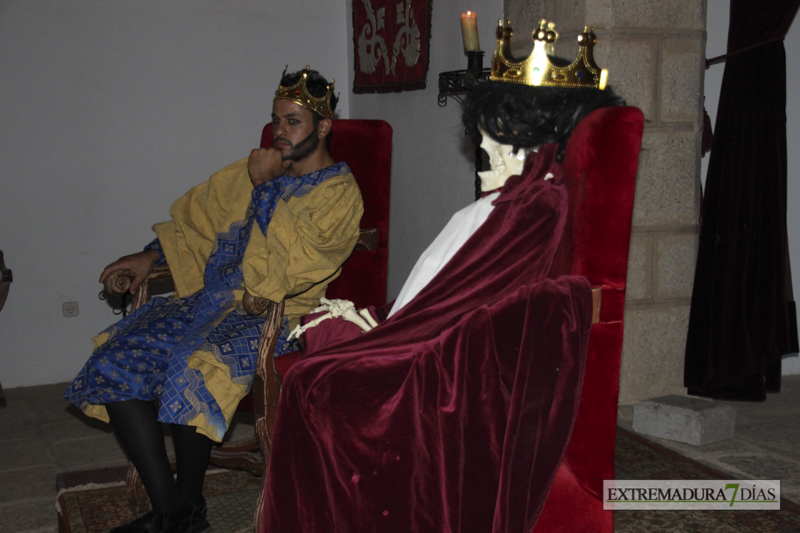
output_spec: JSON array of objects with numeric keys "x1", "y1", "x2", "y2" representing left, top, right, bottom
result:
[
  {"x1": 259, "y1": 106, "x2": 643, "y2": 531},
  {"x1": 105, "y1": 119, "x2": 393, "y2": 527},
  {"x1": 533, "y1": 105, "x2": 644, "y2": 531},
  {"x1": 260, "y1": 120, "x2": 392, "y2": 309}
]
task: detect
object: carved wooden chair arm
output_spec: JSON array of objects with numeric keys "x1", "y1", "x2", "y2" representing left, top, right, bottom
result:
[
  {"x1": 106, "y1": 224, "x2": 376, "y2": 312},
  {"x1": 356, "y1": 227, "x2": 379, "y2": 251},
  {"x1": 104, "y1": 266, "x2": 272, "y2": 315},
  {"x1": 103, "y1": 265, "x2": 172, "y2": 295},
  {"x1": 103, "y1": 266, "x2": 174, "y2": 311}
]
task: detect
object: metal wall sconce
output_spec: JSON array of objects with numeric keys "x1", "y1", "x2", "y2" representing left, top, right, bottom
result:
[{"x1": 438, "y1": 51, "x2": 492, "y2": 199}]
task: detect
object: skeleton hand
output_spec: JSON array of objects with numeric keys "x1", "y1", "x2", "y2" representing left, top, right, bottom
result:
[{"x1": 287, "y1": 298, "x2": 377, "y2": 341}]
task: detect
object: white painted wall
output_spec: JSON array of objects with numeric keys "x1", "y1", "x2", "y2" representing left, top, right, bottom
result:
[
  {"x1": 704, "y1": 0, "x2": 800, "y2": 374},
  {"x1": 347, "y1": 0, "x2": 503, "y2": 298},
  {"x1": 0, "y1": 0, "x2": 350, "y2": 387},
  {"x1": 14, "y1": 0, "x2": 793, "y2": 386}
]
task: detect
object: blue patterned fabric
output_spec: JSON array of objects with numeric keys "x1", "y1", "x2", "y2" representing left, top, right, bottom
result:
[
  {"x1": 65, "y1": 162, "x2": 351, "y2": 440},
  {"x1": 144, "y1": 238, "x2": 167, "y2": 267}
]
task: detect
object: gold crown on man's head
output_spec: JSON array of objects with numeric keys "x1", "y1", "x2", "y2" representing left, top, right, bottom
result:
[
  {"x1": 274, "y1": 66, "x2": 335, "y2": 118},
  {"x1": 490, "y1": 20, "x2": 608, "y2": 90}
]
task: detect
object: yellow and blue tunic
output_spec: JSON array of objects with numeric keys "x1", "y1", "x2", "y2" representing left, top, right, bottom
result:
[{"x1": 64, "y1": 159, "x2": 362, "y2": 441}]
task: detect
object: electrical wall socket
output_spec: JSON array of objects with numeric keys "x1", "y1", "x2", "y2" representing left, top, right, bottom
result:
[{"x1": 63, "y1": 301, "x2": 79, "y2": 317}]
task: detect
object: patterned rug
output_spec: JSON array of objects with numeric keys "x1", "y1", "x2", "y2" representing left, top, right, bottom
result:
[
  {"x1": 615, "y1": 428, "x2": 800, "y2": 532},
  {"x1": 57, "y1": 469, "x2": 262, "y2": 533},
  {"x1": 56, "y1": 431, "x2": 800, "y2": 532}
]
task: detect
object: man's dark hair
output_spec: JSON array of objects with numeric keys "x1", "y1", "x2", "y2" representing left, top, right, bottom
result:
[
  {"x1": 279, "y1": 69, "x2": 338, "y2": 149},
  {"x1": 462, "y1": 64, "x2": 623, "y2": 161}
]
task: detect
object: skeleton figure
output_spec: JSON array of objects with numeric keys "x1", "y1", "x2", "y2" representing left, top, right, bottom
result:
[
  {"x1": 477, "y1": 125, "x2": 532, "y2": 191},
  {"x1": 296, "y1": 82, "x2": 624, "y2": 337},
  {"x1": 296, "y1": 131, "x2": 546, "y2": 333},
  {"x1": 288, "y1": 298, "x2": 379, "y2": 341}
]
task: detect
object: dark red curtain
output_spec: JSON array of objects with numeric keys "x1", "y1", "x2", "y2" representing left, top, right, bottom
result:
[{"x1": 684, "y1": 0, "x2": 800, "y2": 400}]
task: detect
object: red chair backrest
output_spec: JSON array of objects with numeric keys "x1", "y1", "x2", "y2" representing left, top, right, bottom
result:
[
  {"x1": 548, "y1": 106, "x2": 644, "y2": 499},
  {"x1": 261, "y1": 119, "x2": 393, "y2": 308}
]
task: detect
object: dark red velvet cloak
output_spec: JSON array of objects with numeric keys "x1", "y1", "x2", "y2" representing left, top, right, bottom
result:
[{"x1": 259, "y1": 144, "x2": 593, "y2": 533}]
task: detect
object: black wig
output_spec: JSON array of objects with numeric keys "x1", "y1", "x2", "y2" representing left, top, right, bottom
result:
[{"x1": 462, "y1": 75, "x2": 623, "y2": 161}]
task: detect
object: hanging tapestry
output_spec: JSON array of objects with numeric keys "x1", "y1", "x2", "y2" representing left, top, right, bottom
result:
[{"x1": 352, "y1": 0, "x2": 432, "y2": 93}]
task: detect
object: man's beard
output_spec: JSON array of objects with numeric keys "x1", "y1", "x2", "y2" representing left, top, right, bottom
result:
[{"x1": 278, "y1": 129, "x2": 320, "y2": 162}]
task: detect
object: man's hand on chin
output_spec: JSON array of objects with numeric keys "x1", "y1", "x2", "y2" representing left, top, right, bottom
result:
[{"x1": 248, "y1": 147, "x2": 293, "y2": 187}]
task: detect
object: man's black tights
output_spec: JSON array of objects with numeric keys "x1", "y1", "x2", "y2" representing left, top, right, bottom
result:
[{"x1": 106, "y1": 400, "x2": 214, "y2": 514}]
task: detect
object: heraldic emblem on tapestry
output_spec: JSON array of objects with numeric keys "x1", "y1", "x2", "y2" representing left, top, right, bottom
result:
[{"x1": 353, "y1": 0, "x2": 432, "y2": 93}]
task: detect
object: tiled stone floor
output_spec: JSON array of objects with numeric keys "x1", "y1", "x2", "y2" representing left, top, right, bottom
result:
[
  {"x1": 0, "y1": 383, "x2": 255, "y2": 533},
  {"x1": 0, "y1": 376, "x2": 798, "y2": 532},
  {"x1": 618, "y1": 374, "x2": 800, "y2": 506}
]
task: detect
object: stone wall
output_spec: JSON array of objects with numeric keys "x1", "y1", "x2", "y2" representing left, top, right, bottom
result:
[{"x1": 504, "y1": 0, "x2": 706, "y2": 403}]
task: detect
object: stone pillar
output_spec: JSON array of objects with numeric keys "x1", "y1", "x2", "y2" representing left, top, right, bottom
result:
[{"x1": 504, "y1": 0, "x2": 706, "y2": 403}]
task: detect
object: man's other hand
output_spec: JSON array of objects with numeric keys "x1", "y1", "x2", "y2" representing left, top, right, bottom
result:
[
  {"x1": 99, "y1": 249, "x2": 160, "y2": 294},
  {"x1": 248, "y1": 148, "x2": 293, "y2": 187}
]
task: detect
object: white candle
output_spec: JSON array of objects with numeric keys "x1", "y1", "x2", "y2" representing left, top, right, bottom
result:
[{"x1": 460, "y1": 11, "x2": 480, "y2": 52}]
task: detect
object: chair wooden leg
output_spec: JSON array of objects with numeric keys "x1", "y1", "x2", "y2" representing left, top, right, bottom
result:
[
  {"x1": 208, "y1": 436, "x2": 264, "y2": 475},
  {"x1": 251, "y1": 300, "x2": 284, "y2": 532},
  {"x1": 252, "y1": 414, "x2": 272, "y2": 530},
  {"x1": 126, "y1": 461, "x2": 153, "y2": 515}
]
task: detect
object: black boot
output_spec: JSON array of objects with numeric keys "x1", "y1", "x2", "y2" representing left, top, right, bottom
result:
[
  {"x1": 109, "y1": 510, "x2": 162, "y2": 533},
  {"x1": 159, "y1": 497, "x2": 211, "y2": 533}
]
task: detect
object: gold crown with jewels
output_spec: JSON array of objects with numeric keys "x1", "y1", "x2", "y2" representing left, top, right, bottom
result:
[
  {"x1": 490, "y1": 19, "x2": 608, "y2": 90},
  {"x1": 274, "y1": 66, "x2": 335, "y2": 118}
]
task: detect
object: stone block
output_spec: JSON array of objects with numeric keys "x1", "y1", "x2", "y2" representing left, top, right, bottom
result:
[
  {"x1": 505, "y1": 0, "x2": 548, "y2": 29},
  {"x1": 42, "y1": 418, "x2": 113, "y2": 443},
  {"x1": 0, "y1": 400, "x2": 36, "y2": 430},
  {"x1": 593, "y1": 38, "x2": 657, "y2": 121},
  {"x1": 625, "y1": 232, "x2": 653, "y2": 301},
  {"x1": 556, "y1": 0, "x2": 586, "y2": 31},
  {"x1": 0, "y1": 499, "x2": 58, "y2": 533},
  {"x1": 506, "y1": 0, "x2": 552, "y2": 57},
  {"x1": 660, "y1": 38, "x2": 704, "y2": 123},
  {"x1": 586, "y1": 0, "x2": 705, "y2": 30},
  {"x1": 3, "y1": 382, "x2": 70, "y2": 402},
  {"x1": 0, "y1": 424, "x2": 38, "y2": 441},
  {"x1": 0, "y1": 437, "x2": 51, "y2": 470},
  {"x1": 31, "y1": 394, "x2": 78, "y2": 422},
  {"x1": 618, "y1": 304, "x2": 689, "y2": 404},
  {"x1": 52, "y1": 434, "x2": 129, "y2": 470},
  {"x1": 655, "y1": 231, "x2": 698, "y2": 299},
  {"x1": 633, "y1": 394, "x2": 736, "y2": 445},
  {"x1": 0, "y1": 465, "x2": 58, "y2": 503},
  {"x1": 632, "y1": 130, "x2": 700, "y2": 227}
]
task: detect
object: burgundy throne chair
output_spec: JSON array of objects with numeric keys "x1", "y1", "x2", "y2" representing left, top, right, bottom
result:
[
  {"x1": 533, "y1": 105, "x2": 644, "y2": 531},
  {"x1": 259, "y1": 106, "x2": 643, "y2": 531},
  {"x1": 106, "y1": 119, "x2": 393, "y2": 528}
]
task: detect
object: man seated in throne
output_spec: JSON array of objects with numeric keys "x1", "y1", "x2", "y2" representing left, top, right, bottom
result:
[
  {"x1": 258, "y1": 22, "x2": 623, "y2": 532},
  {"x1": 64, "y1": 67, "x2": 363, "y2": 533}
]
